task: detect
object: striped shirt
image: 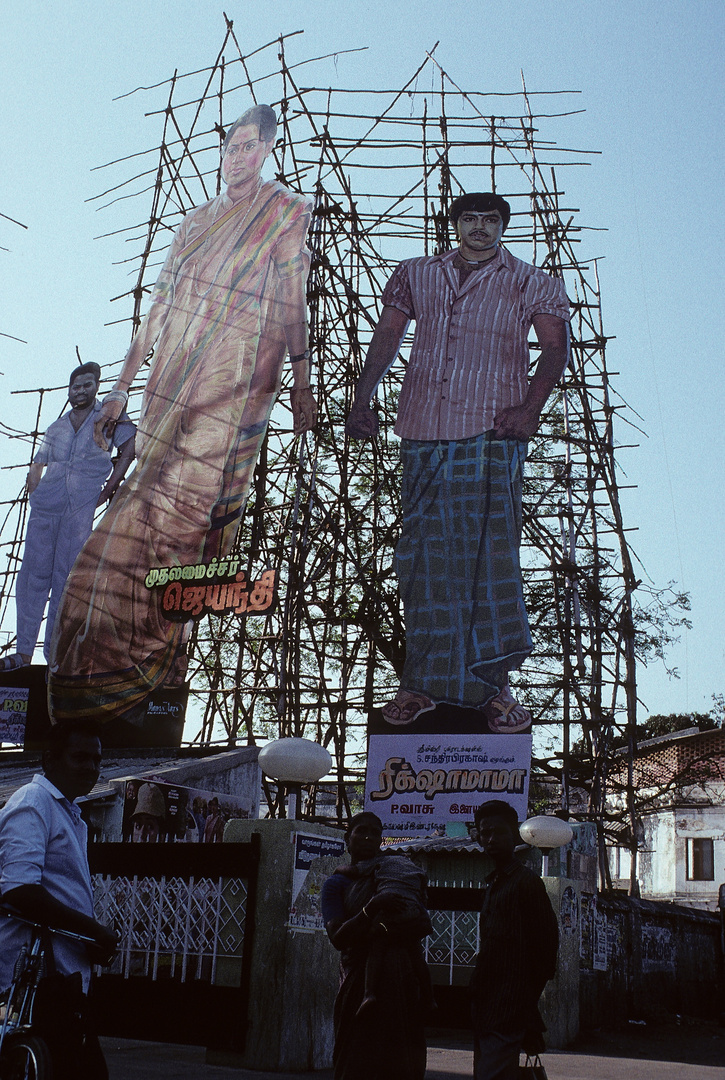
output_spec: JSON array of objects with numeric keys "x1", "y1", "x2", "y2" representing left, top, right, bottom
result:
[{"x1": 382, "y1": 246, "x2": 570, "y2": 441}]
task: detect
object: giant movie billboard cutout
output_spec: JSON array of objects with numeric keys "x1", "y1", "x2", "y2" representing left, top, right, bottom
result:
[{"x1": 44, "y1": 104, "x2": 316, "y2": 732}]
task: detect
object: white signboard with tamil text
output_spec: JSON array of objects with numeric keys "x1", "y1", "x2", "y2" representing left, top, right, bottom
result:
[{"x1": 365, "y1": 733, "x2": 532, "y2": 836}]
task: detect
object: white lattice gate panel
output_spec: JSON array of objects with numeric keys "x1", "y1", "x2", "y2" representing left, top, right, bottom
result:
[
  {"x1": 424, "y1": 909, "x2": 480, "y2": 985},
  {"x1": 93, "y1": 873, "x2": 247, "y2": 984}
]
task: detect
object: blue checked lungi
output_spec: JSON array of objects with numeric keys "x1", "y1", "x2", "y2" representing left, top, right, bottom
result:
[{"x1": 395, "y1": 433, "x2": 532, "y2": 707}]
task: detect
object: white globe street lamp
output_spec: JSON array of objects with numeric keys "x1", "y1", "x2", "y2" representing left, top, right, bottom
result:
[
  {"x1": 258, "y1": 738, "x2": 332, "y2": 819},
  {"x1": 519, "y1": 815, "x2": 574, "y2": 876}
]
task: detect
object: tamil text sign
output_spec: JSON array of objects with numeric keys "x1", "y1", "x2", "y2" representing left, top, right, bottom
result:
[{"x1": 365, "y1": 733, "x2": 532, "y2": 836}]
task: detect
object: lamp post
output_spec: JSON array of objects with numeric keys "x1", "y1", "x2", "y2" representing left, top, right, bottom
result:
[
  {"x1": 258, "y1": 737, "x2": 332, "y2": 819},
  {"x1": 519, "y1": 815, "x2": 574, "y2": 876}
]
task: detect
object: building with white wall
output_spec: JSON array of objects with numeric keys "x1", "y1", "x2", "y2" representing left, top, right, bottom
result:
[{"x1": 607, "y1": 727, "x2": 725, "y2": 910}]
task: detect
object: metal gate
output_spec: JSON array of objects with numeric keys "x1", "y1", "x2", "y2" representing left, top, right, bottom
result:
[
  {"x1": 424, "y1": 886, "x2": 484, "y2": 1027},
  {"x1": 89, "y1": 836, "x2": 260, "y2": 1049}
]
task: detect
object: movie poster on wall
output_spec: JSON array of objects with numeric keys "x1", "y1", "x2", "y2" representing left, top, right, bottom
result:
[
  {"x1": 287, "y1": 832, "x2": 347, "y2": 932},
  {"x1": 0, "y1": 687, "x2": 28, "y2": 745},
  {"x1": 122, "y1": 779, "x2": 256, "y2": 843},
  {"x1": 364, "y1": 732, "x2": 532, "y2": 837}
]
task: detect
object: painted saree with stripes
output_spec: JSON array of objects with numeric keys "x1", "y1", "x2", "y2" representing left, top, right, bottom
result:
[{"x1": 48, "y1": 181, "x2": 311, "y2": 726}]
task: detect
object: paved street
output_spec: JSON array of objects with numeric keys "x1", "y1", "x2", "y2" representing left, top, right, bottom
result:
[{"x1": 102, "y1": 1033, "x2": 725, "y2": 1080}]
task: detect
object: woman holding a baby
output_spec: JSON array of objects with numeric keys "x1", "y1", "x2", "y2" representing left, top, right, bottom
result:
[{"x1": 321, "y1": 811, "x2": 433, "y2": 1080}]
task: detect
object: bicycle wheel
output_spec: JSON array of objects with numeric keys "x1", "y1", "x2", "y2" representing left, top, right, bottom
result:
[{"x1": 0, "y1": 1035, "x2": 52, "y2": 1080}]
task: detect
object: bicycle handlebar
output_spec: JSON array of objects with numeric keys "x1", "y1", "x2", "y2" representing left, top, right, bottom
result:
[{"x1": 0, "y1": 905, "x2": 106, "y2": 949}]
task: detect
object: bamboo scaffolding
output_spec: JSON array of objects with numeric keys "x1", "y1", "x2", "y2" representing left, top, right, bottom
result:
[{"x1": 0, "y1": 26, "x2": 684, "y2": 880}]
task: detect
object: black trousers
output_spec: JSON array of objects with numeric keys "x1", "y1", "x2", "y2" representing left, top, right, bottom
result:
[
  {"x1": 473, "y1": 1027, "x2": 526, "y2": 1080},
  {"x1": 33, "y1": 972, "x2": 108, "y2": 1080}
]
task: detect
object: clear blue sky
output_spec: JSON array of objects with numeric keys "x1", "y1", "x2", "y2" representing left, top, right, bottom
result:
[{"x1": 1, "y1": 0, "x2": 723, "y2": 719}]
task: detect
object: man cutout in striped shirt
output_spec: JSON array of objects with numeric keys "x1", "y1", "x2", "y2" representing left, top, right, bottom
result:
[{"x1": 346, "y1": 193, "x2": 570, "y2": 728}]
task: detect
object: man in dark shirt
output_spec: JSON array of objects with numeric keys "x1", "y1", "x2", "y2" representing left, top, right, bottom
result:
[{"x1": 470, "y1": 801, "x2": 559, "y2": 1079}]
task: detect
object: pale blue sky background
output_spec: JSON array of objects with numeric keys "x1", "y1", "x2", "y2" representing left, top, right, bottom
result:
[{"x1": 1, "y1": 0, "x2": 723, "y2": 720}]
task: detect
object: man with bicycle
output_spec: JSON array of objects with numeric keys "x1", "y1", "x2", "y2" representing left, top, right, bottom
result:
[{"x1": 0, "y1": 719, "x2": 117, "y2": 1078}]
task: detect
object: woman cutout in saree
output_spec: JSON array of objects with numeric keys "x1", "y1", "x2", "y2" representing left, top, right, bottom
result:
[{"x1": 48, "y1": 105, "x2": 316, "y2": 725}]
